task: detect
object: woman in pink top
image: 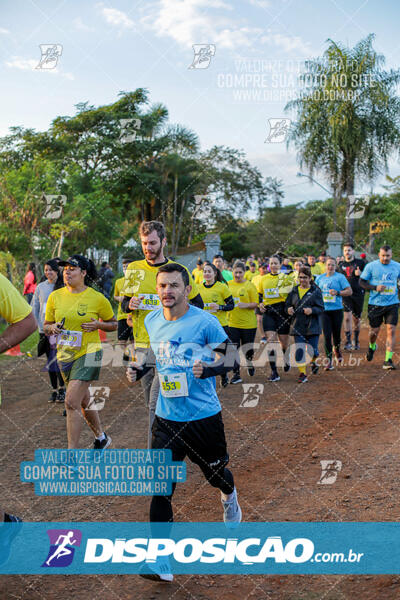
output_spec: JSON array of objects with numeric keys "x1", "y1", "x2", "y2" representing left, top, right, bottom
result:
[{"x1": 23, "y1": 262, "x2": 37, "y2": 304}]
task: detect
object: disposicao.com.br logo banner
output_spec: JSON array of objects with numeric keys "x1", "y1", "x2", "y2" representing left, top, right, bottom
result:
[{"x1": 1, "y1": 522, "x2": 400, "y2": 574}]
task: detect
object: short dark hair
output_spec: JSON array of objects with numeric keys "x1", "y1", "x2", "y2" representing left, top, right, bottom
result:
[
  {"x1": 139, "y1": 220, "x2": 166, "y2": 242},
  {"x1": 270, "y1": 254, "x2": 281, "y2": 263},
  {"x1": 343, "y1": 242, "x2": 354, "y2": 249},
  {"x1": 213, "y1": 254, "x2": 223, "y2": 260},
  {"x1": 380, "y1": 245, "x2": 392, "y2": 252},
  {"x1": 156, "y1": 262, "x2": 189, "y2": 286},
  {"x1": 298, "y1": 266, "x2": 312, "y2": 279}
]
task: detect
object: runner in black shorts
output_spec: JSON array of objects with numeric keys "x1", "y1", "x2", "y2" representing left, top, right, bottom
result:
[
  {"x1": 360, "y1": 245, "x2": 400, "y2": 369},
  {"x1": 256, "y1": 255, "x2": 294, "y2": 381},
  {"x1": 337, "y1": 243, "x2": 366, "y2": 350},
  {"x1": 127, "y1": 264, "x2": 241, "y2": 582}
]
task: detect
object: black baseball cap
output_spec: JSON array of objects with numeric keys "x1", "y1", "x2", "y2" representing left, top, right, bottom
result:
[{"x1": 58, "y1": 255, "x2": 88, "y2": 270}]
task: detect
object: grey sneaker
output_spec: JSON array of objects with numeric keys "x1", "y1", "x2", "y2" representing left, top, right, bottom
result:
[{"x1": 222, "y1": 488, "x2": 242, "y2": 528}]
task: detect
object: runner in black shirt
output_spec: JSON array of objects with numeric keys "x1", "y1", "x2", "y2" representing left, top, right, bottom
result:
[{"x1": 337, "y1": 243, "x2": 366, "y2": 350}]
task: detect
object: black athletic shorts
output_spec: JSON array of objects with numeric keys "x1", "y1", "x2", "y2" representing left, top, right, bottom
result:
[
  {"x1": 262, "y1": 301, "x2": 290, "y2": 335},
  {"x1": 117, "y1": 318, "x2": 133, "y2": 341},
  {"x1": 151, "y1": 412, "x2": 229, "y2": 469},
  {"x1": 343, "y1": 294, "x2": 365, "y2": 318},
  {"x1": 368, "y1": 303, "x2": 399, "y2": 328}
]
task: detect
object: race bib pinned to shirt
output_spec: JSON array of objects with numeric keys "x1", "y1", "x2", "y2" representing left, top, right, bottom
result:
[
  {"x1": 381, "y1": 285, "x2": 395, "y2": 295},
  {"x1": 159, "y1": 373, "x2": 189, "y2": 397},
  {"x1": 138, "y1": 294, "x2": 161, "y2": 310},
  {"x1": 323, "y1": 293, "x2": 336, "y2": 303},
  {"x1": 264, "y1": 287, "x2": 280, "y2": 299},
  {"x1": 57, "y1": 330, "x2": 82, "y2": 348}
]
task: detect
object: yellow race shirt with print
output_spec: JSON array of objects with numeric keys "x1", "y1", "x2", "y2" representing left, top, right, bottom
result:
[
  {"x1": 257, "y1": 272, "x2": 294, "y2": 306},
  {"x1": 191, "y1": 267, "x2": 204, "y2": 285},
  {"x1": 45, "y1": 287, "x2": 114, "y2": 362},
  {"x1": 0, "y1": 273, "x2": 32, "y2": 324},
  {"x1": 244, "y1": 270, "x2": 259, "y2": 282},
  {"x1": 113, "y1": 277, "x2": 129, "y2": 320},
  {"x1": 310, "y1": 264, "x2": 323, "y2": 277},
  {"x1": 227, "y1": 280, "x2": 258, "y2": 329},
  {"x1": 122, "y1": 259, "x2": 199, "y2": 348},
  {"x1": 316, "y1": 261, "x2": 326, "y2": 273},
  {"x1": 199, "y1": 281, "x2": 231, "y2": 327}
]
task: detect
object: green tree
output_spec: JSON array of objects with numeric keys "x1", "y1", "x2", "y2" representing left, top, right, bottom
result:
[{"x1": 286, "y1": 34, "x2": 400, "y2": 241}]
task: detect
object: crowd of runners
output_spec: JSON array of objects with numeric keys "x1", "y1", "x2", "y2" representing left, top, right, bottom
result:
[{"x1": 1, "y1": 219, "x2": 400, "y2": 581}]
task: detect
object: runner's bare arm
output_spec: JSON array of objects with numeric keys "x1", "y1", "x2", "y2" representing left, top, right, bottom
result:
[
  {"x1": 81, "y1": 318, "x2": 117, "y2": 332},
  {"x1": 194, "y1": 340, "x2": 239, "y2": 379},
  {"x1": 0, "y1": 312, "x2": 37, "y2": 354},
  {"x1": 360, "y1": 278, "x2": 377, "y2": 291}
]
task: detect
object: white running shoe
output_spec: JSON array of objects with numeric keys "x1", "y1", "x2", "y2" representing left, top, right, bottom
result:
[
  {"x1": 140, "y1": 559, "x2": 173, "y2": 583},
  {"x1": 221, "y1": 488, "x2": 242, "y2": 528}
]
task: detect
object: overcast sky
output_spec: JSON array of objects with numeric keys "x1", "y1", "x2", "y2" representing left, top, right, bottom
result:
[{"x1": 1, "y1": 0, "x2": 400, "y2": 206}]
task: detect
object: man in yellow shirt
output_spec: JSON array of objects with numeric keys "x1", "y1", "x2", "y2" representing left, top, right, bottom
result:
[
  {"x1": 245, "y1": 254, "x2": 259, "y2": 270},
  {"x1": 244, "y1": 262, "x2": 259, "y2": 281},
  {"x1": 307, "y1": 254, "x2": 323, "y2": 277},
  {"x1": 316, "y1": 252, "x2": 327, "y2": 273},
  {"x1": 191, "y1": 259, "x2": 204, "y2": 285},
  {"x1": 121, "y1": 221, "x2": 203, "y2": 445},
  {"x1": 0, "y1": 273, "x2": 37, "y2": 526}
]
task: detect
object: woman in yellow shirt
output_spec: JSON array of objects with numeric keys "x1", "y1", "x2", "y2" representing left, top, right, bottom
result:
[
  {"x1": 257, "y1": 255, "x2": 294, "y2": 382},
  {"x1": 227, "y1": 261, "x2": 258, "y2": 384},
  {"x1": 44, "y1": 255, "x2": 117, "y2": 449},
  {"x1": 199, "y1": 262, "x2": 235, "y2": 387}
]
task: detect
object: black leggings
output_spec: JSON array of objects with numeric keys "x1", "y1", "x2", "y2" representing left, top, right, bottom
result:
[
  {"x1": 322, "y1": 309, "x2": 343, "y2": 358},
  {"x1": 44, "y1": 342, "x2": 64, "y2": 389},
  {"x1": 227, "y1": 327, "x2": 256, "y2": 374},
  {"x1": 150, "y1": 465, "x2": 234, "y2": 523}
]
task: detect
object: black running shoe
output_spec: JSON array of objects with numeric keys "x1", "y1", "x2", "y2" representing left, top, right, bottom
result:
[
  {"x1": 324, "y1": 360, "x2": 334, "y2": 371},
  {"x1": 311, "y1": 362, "x2": 319, "y2": 375},
  {"x1": 298, "y1": 373, "x2": 308, "y2": 384},
  {"x1": 221, "y1": 375, "x2": 229, "y2": 388},
  {"x1": 48, "y1": 391, "x2": 57, "y2": 403},
  {"x1": 353, "y1": 342, "x2": 360, "y2": 350},
  {"x1": 366, "y1": 346, "x2": 376, "y2": 362},
  {"x1": 383, "y1": 359, "x2": 396, "y2": 370},
  {"x1": 93, "y1": 433, "x2": 112, "y2": 450},
  {"x1": 283, "y1": 362, "x2": 290, "y2": 373},
  {"x1": 62, "y1": 409, "x2": 67, "y2": 417},
  {"x1": 57, "y1": 388, "x2": 65, "y2": 403},
  {"x1": 230, "y1": 373, "x2": 242, "y2": 384},
  {"x1": 247, "y1": 365, "x2": 255, "y2": 376},
  {"x1": 344, "y1": 341, "x2": 352, "y2": 351},
  {"x1": 268, "y1": 372, "x2": 280, "y2": 382}
]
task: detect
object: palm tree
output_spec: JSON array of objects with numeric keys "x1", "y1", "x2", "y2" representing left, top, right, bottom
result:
[{"x1": 286, "y1": 34, "x2": 400, "y2": 242}]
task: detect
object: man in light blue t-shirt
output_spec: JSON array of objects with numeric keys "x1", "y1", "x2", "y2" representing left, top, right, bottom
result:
[
  {"x1": 360, "y1": 245, "x2": 400, "y2": 370},
  {"x1": 126, "y1": 263, "x2": 241, "y2": 581}
]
